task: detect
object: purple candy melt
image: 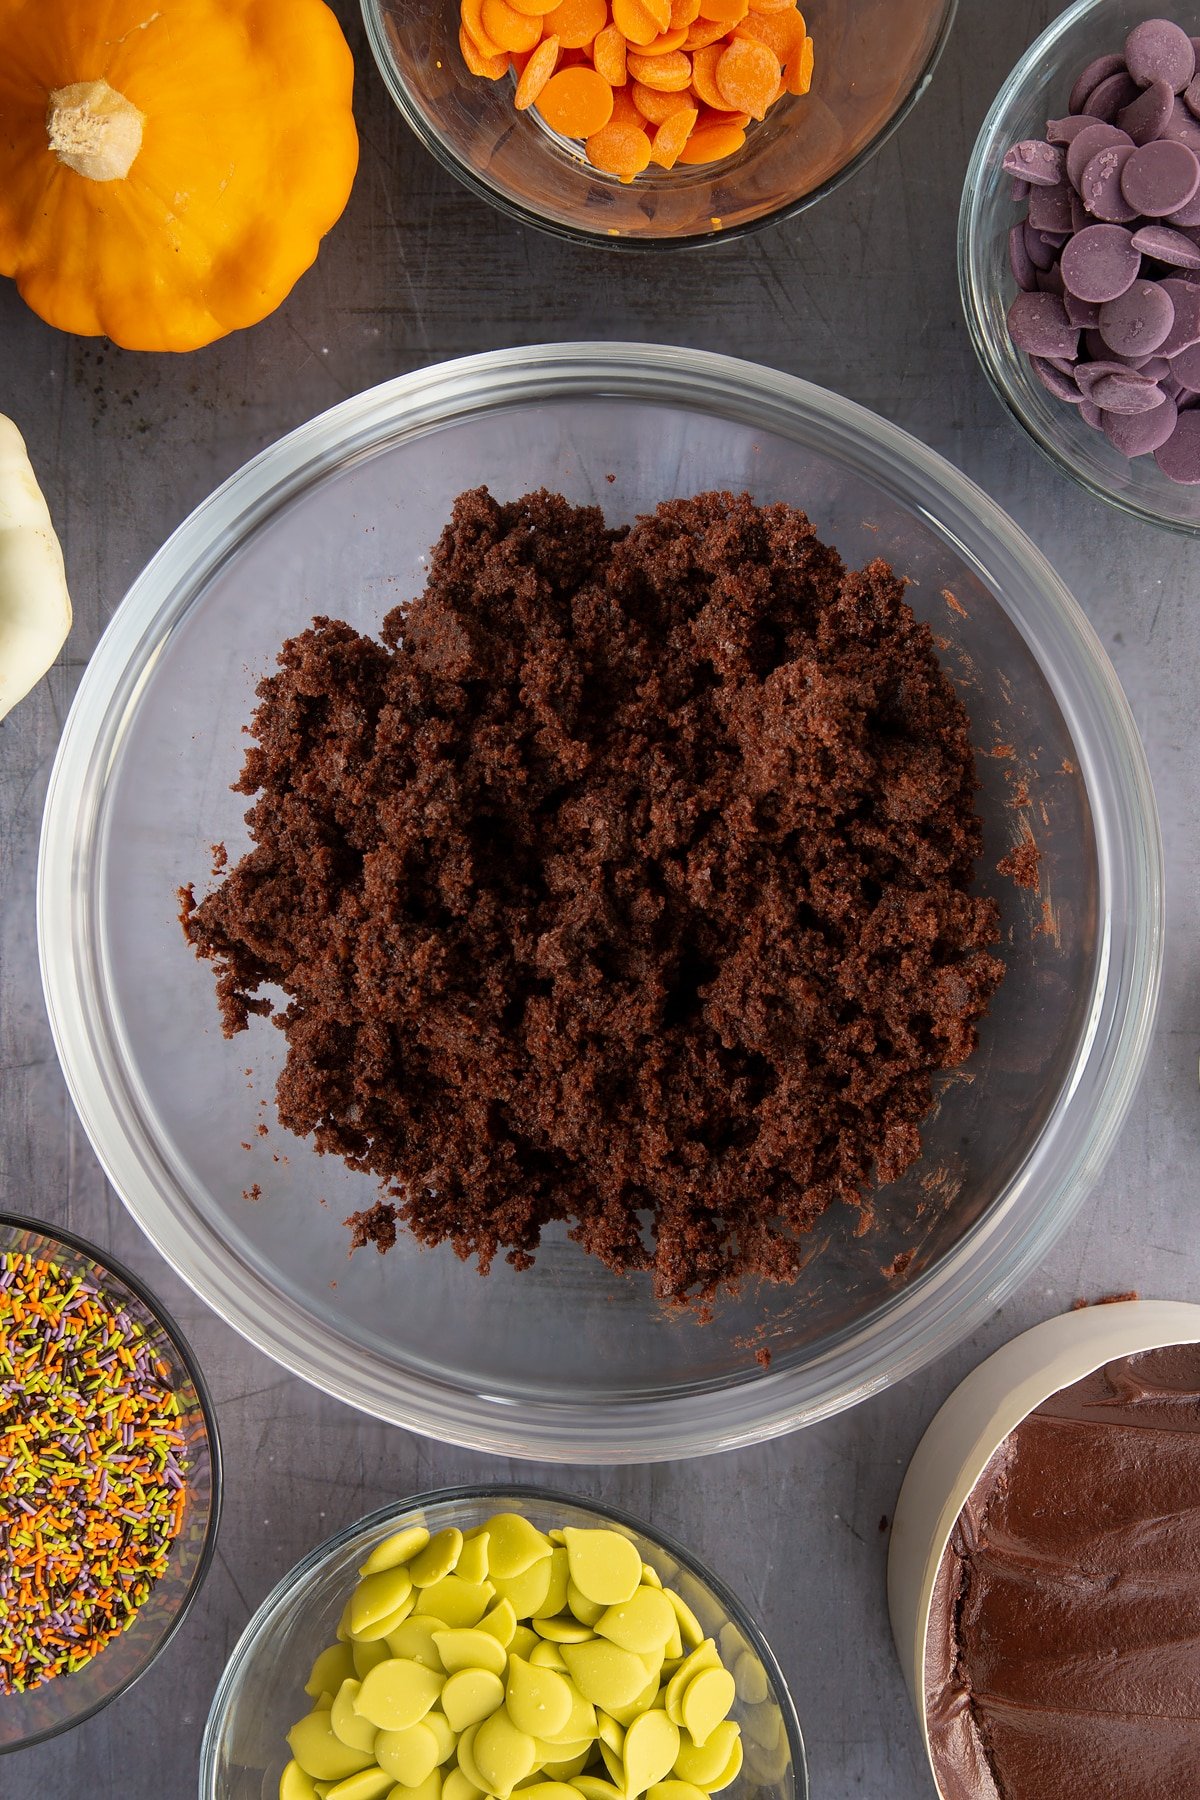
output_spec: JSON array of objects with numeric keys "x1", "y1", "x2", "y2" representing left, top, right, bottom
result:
[
  {"x1": 1120, "y1": 138, "x2": 1200, "y2": 215},
  {"x1": 1031, "y1": 357, "x2": 1084, "y2": 402},
  {"x1": 1163, "y1": 185, "x2": 1200, "y2": 223},
  {"x1": 1003, "y1": 139, "x2": 1067, "y2": 186},
  {"x1": 1158, "y1": 277, "x2": 1200, "y2": 352},
  {"x1": 1098, "y1": 278, "x2": 1176, "y2": 355},
  {"x1": 1025, "y1": 220, "x2": 1058, "y2": 270},
  {"x1": 1118, "y1": 76, "x2": 1176, "y2": 145},
  {"x1": 1170, "y1": 336, "x2": 1200, "y2": 386},
  {"x1": 1028, "y1": 181, "x2": 1075, "y2": 233},
  {"x1": 1066, "y1": 121, "x2": 1131, "y2": 188},
  {"x1": 1162, "y1": 96, "x2": 1200, "y2": 150},
  {"x1": 1037, "y1": 264, "x2": 1067, "y2": 295},
  {"x1": 1080, "y1": 397, "x2": 1104, "y2": 427},
  {"x1": 1065, "y1": 291, "x2": 1101, "y2": 327},
  {"x1": 1007, "y1": 289, "x2": 1081, "y2": 359},
  {"x1": 1131, "y1": 222, "x2": 1200, "y2": 266},
  {"x1": 1049, "y1": 114, "x2": 1101, "y2": 143},
  {"x1": 1069, "y1": 51, "x2": 1126, "y2": 114},
  {"x1": 1155, "y1": 407, "x2": 1200, "y2": 478},
  {"x1": 1103, "y1": 393, "x2": 1179, "y2": 454},
  {"x1": 1186, "y1": 73, "x2": 1200, "y2": 120},
  {"x1": 1124, "y1": 18, "x2": 1195, "y2": 91},
  {"x1": 1080, "y1": 145, "x2": 1139, "y2": 221},
  {"x1": 1009, "y1": 221, "x2": 1038, "y2": 291},
  {"x1": 1088, "y1": 370, "x2": 1167, "y2": 412},
  {"x1": 1062, "y1": 224, "x2": 1141, "y2": 302},
  {"x1": 1084, "y1": 70, "x2": 1141, "y2": 122}
]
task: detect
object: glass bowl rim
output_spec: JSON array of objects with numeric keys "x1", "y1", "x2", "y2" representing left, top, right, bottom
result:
[
  {"x1": 36, "y1": 341, "x2": 1165, "y2": 1463},
  {"x1": 957, "y1": 0, "x2": 1200, "y2": 537},
  {"x1": 198, "y1": 1479, "x2": 809, "y2": 1800},
  {"x1": 0, "y1": 1209, "x2": 224, "y2": 1754},
  {"x1": 359, "y1": 0, "x2": 960, "y2": 250}
]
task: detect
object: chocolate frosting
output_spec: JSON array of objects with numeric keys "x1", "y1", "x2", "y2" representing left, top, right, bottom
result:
[{"x1": 924, "y1": 1344, "x2": 1200, "y2": 1800}]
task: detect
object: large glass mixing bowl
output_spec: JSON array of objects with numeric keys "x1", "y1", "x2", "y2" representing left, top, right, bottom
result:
[{"x1": 38, "y1": 345, "x2": 1163, "y2": 1462}]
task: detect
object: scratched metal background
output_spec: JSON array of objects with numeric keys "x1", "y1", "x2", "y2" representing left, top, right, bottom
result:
[{"x1": 3, "y1": 1, "x2": 1198, "y2": 1794}]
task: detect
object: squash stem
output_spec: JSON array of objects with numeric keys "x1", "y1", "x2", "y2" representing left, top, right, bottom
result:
[{"x1": 47, "y1": 79, "x2": 144, "y2": 183}]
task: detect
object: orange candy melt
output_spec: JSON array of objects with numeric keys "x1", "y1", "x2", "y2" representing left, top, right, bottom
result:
[
  {"x1": 537, "y1": 63, "x2": 615, "y2": 133},
  {"x1": 585, "y1": 119, "x2": 653, "y2": 179},
  {"x1": 457, "y1": 0, "x2": 812, "y2": 175}
]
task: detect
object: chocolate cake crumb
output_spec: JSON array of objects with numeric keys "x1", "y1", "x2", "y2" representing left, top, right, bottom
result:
[
  {"x1": 181, "y1": 488, "x2": 1005, "y2": 1306},
  {"x1": 1071, "y1": 1290, "x2": 1139, "y2": 1310},
  {"x1": 997, "y1": 839, "x2": 1041, "y2": 890}
]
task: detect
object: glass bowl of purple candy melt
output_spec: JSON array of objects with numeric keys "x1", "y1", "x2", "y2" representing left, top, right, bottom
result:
[
  {"x1": 961, "y1": 0, "x2": 1200, "y2": 532},
  {"x1": 0, "y1": 1213, "x2": 221, "y2": 1753}
]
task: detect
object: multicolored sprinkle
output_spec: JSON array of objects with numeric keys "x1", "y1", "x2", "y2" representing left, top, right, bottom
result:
[{"x1": 0, "y1": 1249, "x2": 189, "y2": 1694}]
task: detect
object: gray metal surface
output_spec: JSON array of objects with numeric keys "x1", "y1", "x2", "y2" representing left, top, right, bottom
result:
[{"x1": 2, "y1": 1, "x2": 1197, "y2": 1794}]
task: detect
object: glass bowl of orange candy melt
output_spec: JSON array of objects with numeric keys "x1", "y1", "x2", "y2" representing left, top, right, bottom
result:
[{"x1": 361, "y1": 0, "x2": 958, "y2": 242}]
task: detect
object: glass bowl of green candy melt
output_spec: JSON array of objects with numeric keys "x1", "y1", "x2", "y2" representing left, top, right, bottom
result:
[
  {"x1": 199, "y1": 1485, "x2": 806, "y2": 1800},
  {"x1": 0, "y1": 1212, "x2": 221, "y2": 1753}
]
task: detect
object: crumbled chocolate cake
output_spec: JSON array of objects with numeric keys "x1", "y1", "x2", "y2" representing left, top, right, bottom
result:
[{"x1": 180, "y1": 488, "x2": 1004, "y2": 1305}]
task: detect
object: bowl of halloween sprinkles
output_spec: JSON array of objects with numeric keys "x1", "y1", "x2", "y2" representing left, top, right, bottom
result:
[
  {"x1": 0, "y1": 1213, "x2": 220, "y2": 1752},
  {"x1": 201, "y1": 1484, "x2": 807, "y2": 1800},
  {"x1": 360, "y1": 0, "x2": 958, "y2": 242}
]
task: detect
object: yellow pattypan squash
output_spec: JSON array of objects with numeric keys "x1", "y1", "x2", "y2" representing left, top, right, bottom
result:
[{"x1": 0, "y1": 0, "x2": 359, "y2": 352}]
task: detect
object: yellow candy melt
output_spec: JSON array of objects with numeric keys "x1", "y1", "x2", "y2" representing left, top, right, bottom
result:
[
  {"x1": 309, "y1": 1643, "x2": 357, "y2": 1699},
  {"x1": 282, "y1": 1511, "x2": 753, "y2": 1800},
  {"x1": 623, "y1": 1709, "x2": 681, "y2": 1796},
  {"x1": 288, "y1": 1710, "x2": 378, "y2": 1783},
  {"x1": 410, "y1": 1530, "x2": 465, "y2": 1588},
  {"x1": 561, "y1": 1641, "x2": 649, "y2": 1713},
  {"x1": 326, "y1": 1772, "x2": 394, "y2": 1800},
  {"x1": 678, "y1": 1670, "x2": 734, "y2": 1750},
  {"x1": 596, "y1": 1589, "x2": 676, "y2": 1657},
  {"x1": 505, "y1": 1656, "x2": 574, "y2": 1739},
  {"x1": 455, "y1": 1533, "x2": 492, "y2": 1588},
  {"x1": 355, "y1": 1660, "x2": 445, "y2": 1732},
  {"x1": 441, "y1": 1667, "x2": 506, "y2": 1732},
  {"x1": 332, "y1": 1679, "x2": 383, "y2": 1752},
  {"x1": 281, "y1": 1760, "x2": 320, "y2": 1800},
  {"x1": 414, "y1": 1577, "x2": 495, "y2": 1628},
  {"x1": 360, "y1": 1527, "x2": 432, "y2": 1577},
  {"x1": 473, "y1": 1707, "x2": 537, "y2": 1794},
  {"x1": 561, "y1": 1530, "x2": 643, "y2": 1608},
  {"x1": 672, "y1": 1721, "x2": 740, "y2": 1787},
  {"x1": 353, "y1": 1570, "x2": 416, "y2": 1638},
  {"x1": 484, "y1": 1513, "x2": 555, "y2": 1579},
  {"x1": 433, "y1": 1628, "x2": 509, "y2": 1677},
  {"x1": 376, "y1": 1722, "x2": 441, "y2": 1787}
]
